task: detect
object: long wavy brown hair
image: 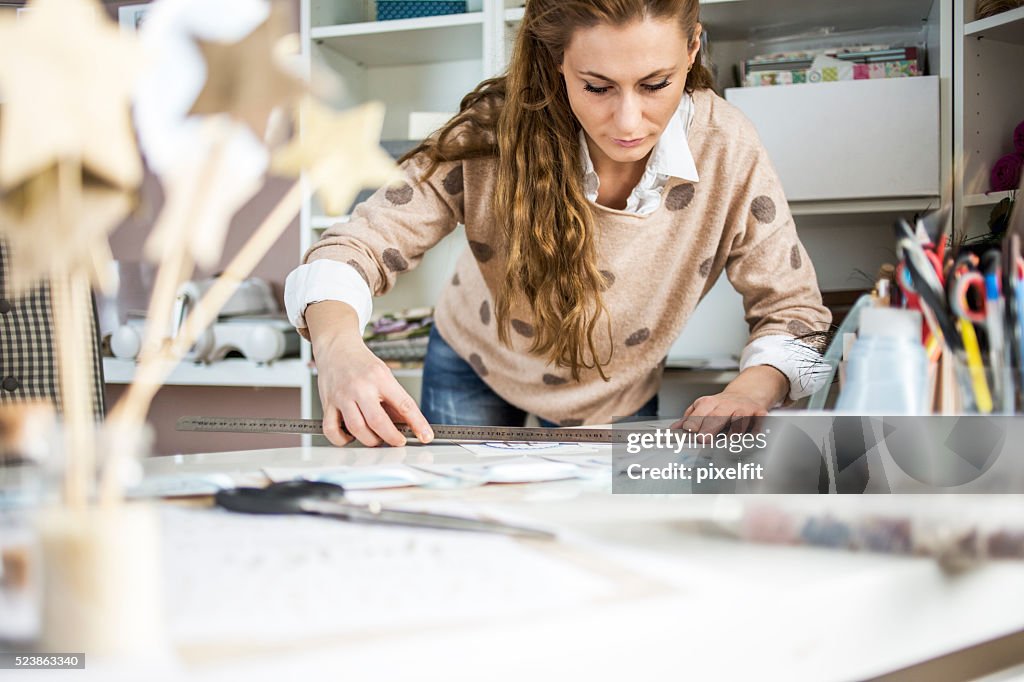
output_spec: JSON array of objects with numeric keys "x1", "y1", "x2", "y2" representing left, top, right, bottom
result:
[{"x1": 401, "y1": 0, "x2": 714, "y2": 381}]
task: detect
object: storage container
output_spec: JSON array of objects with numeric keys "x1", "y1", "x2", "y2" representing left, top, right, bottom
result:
[
  {"x1": 725, "y1": 76, "x2": 940, "y2": 202},
  {"x1": 377, "y1": 1, "x2": 468, "y2": 21}
]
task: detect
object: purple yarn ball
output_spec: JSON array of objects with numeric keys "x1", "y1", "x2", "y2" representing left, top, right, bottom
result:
[{"x1": 991, "y1": 153, "x2": 1024, "y2": 193}]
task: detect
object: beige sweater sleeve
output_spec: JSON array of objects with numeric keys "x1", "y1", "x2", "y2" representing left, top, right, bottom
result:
[
  {"x1": 304, "y1": 155, "x2": 465, "y2": 296},
  {"x1": 723, "y1": 132, "x2": 832, "y2": 342}
]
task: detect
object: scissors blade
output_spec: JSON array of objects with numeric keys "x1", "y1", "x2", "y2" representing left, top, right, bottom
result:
[{"x1": 299, "y1": 499, "x2": 555, "y2": 540}]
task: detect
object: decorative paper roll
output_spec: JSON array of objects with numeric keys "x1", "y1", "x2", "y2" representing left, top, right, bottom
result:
[
  {"x1": 1015, "y1": 120, "x2": 1024, "y2": 156},
  {"x1": 991, "y1": 153, "x2": 1024, "y2": 192}
]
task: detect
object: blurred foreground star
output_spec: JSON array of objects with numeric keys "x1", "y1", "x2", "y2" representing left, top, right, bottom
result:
[
  {"x1": 188, "y1": 1, "x2": 306, "y2": 139},
  {"x1": 0, "y1": 0, "x2": 142, "y2": 191},
  {"x1": 0, "y1": 169, "x2": 131, "y2": 295},
  {"x1": 272, "y1": 99, "x2": 398, "y2": 216}
]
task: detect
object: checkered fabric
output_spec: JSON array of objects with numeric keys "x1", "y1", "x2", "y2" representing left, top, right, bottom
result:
[{"x1": 0, "y1": 240, "x2": 105, "y2": 419}]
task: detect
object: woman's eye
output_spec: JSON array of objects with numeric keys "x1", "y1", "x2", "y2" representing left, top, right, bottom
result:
[
  {"x1": 642, "y1": 80, "x2": 671, "y2": 92},
  {"x1": 584, "y1": 82, "x2": 610, "y2": 94}
]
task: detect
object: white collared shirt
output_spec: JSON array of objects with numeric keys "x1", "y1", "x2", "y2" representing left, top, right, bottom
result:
[
  {"x1": 284, "y1": 93, "x2": 824, "y2": 402},
  {"x1": 579, "y1": 92, "x2": 698, "y2": 214}
]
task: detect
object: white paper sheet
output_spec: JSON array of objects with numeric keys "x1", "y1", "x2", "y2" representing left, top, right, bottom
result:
[{"x1": 161, "y1": 506, "x2": 615, "y2": 645}]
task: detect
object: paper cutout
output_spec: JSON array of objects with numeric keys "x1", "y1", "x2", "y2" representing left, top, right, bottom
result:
[
  {"x1": 263, "y1": 465, "x2": 443, "y2": 490},
  {"x1": 457, "y1": 441, "x2": 612, "y2": 459},
  {"x1": 413, "y1": 457, "x2": 584, "y2": 484}
]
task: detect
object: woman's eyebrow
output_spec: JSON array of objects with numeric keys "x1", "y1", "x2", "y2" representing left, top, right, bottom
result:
[{"x1": 578, "y1": 67, "x2": 677, "y2": 83}]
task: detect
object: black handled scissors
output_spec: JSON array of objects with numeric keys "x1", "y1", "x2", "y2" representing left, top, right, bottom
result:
[{"x1": 214, "y1": 480, "x2": 555, "y2": 540}]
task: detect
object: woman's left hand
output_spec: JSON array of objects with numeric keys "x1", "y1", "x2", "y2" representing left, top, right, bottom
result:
[
  {"x1": 673, "y1": 365, "x2": 789, "y2": 435},
  {"x1": 673, "y1": 391, "x2": 769, "y2": 435}
]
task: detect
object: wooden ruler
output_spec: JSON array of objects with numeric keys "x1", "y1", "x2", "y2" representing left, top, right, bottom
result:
[{"x1": 176, "y1": 416, "x2": 632, "y2": 443}]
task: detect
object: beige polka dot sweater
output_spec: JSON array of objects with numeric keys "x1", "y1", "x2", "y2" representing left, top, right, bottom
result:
[{"x1": 305, "y1": 89, "x2": 831, "y2": 425}]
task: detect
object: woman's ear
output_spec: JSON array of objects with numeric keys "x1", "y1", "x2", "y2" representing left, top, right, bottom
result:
[{"x1": 688, "y1": 23, "x2": 703, "y2": 66}]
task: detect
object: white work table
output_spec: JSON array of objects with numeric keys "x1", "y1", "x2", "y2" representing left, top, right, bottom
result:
[{"x1": 121, "y1": 443, "x2": 1024, "y2": 681}]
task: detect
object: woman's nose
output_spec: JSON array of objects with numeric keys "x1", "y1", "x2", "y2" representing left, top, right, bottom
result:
[{"x1": 613, "y1": 94, "x2": 643, "y2": 134}]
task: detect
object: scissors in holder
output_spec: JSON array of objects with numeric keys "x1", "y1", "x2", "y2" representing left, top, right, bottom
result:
[
  {"x1": 1003, "y1": 233, "x2": 1024, "y2": 410},
  {"x1": 214, "y1": 480, "x2": 556, "y2": 540},
  {"x1": 947, "y1": 253, "x2": 993, "y2": 413},
  {"x1": 896, "y1": 239, "x2": 957, "y2": 359}
]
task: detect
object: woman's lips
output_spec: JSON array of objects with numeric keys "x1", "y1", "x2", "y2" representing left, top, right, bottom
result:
[{"x1": 612, "y1": 137, "x2": 646, "y2": 148}]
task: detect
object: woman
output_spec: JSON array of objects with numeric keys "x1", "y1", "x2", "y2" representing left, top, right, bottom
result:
[{"x1": 285, "y1": 0, "x2": 831, "y2": 447}]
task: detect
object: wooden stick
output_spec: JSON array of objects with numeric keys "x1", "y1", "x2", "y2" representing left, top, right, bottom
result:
[
  {"x1": 50, "y1": 159, "x2": 95, "y2": 508},
  {"x1": 137, "y1": 247, "x2": 191, "y2": 364}
]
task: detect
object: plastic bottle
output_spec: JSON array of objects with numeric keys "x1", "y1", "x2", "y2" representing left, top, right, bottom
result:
[{"x1": 836, "y1": 307, "x2": 929, "y2": 414}]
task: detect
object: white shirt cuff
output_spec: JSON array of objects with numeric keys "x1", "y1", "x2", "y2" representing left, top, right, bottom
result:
[
  {"x1": 740, "y1": 334, "x2": 830, "y2": 402},
  {"x1": 284, "y1": 260, "x2": 374, "y2": 334}
]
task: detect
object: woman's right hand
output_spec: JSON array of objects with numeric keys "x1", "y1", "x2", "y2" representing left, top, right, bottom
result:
[{"x1": 306, "y1": 301, "x2": 434, "y2": 447}]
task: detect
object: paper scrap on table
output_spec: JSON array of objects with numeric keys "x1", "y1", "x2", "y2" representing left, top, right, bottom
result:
[
  {"x1": 126, "y1": 472, "x2": 265, "y2": 499},
  {"x1": 456, "y1": 440, "x2": 611, "y2": 459},
  {"x1": 541, "y1": 453, "x2": 612, "y2": 468},
  {"x1": 263, "y1": 465, "x2": 442, "y2": 490},
  {"x1": 412, "y1": 457, "x2": 584, "y2": 484}
]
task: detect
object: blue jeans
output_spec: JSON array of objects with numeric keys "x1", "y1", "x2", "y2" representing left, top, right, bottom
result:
[{"x1": 421, "y1": 326, "x2": 658, "y2": 426}]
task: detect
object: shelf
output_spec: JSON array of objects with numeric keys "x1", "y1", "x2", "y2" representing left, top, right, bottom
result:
[
  {"x1": 103, "y1": 358, "x2": 311, "y2": 388},
  {"x1": 964, "y1": 191, "x2": 1017, "y2": 208},
  {"x1": 699, "y1": 0, "x2": 935, "y2": 41},
  {"x1": 311, "y1": 13, "x2": 484, "y2": 67},
  {"x1": 505, "y1": 0, "x2": 934, "y2": 37},
  {"x1": 965, "y1": 6, "x2": 1024, "y2": 44},
  {"x1": 789, "y1": 197, "x2": 941, "y2": 217}
]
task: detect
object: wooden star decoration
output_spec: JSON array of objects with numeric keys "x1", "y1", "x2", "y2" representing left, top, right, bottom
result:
[
  {"x1": 189, "y1": 1, "x2": 307, "y2": 140},
  {"x1": 0, "y1": 169, "x2": 132, "y2": 296},
  {"x1": 272, "y1": 98, "x2": 399, "y2": 216},
  {"x1": 0, "y1": 0, "x2": 142, "y2": 192}
]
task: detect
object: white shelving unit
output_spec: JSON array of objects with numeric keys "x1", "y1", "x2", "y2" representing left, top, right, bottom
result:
[{"x1": 954, "y1": 1, "x2": 1024, "y2": 238}]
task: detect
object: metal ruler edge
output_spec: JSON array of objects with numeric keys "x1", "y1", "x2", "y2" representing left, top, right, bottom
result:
[{"x1": 175, "y1": 416, "x2": 630, "y2": 443}]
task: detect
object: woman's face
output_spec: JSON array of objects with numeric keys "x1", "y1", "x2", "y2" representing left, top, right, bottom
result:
[{"x1": 560, "y1": 17, "x2": 700, "y2": 170}]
